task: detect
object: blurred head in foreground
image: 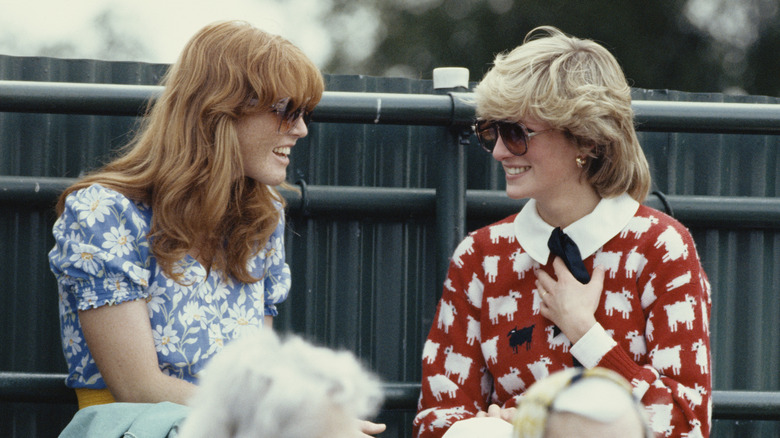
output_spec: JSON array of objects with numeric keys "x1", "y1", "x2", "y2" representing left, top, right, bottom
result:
[
  {"x1": 513, "y1": 367, "x2": 650, "y2": 438},
  {"x1": 178, "y1": 329, "x2": 384, "y2": 438}
]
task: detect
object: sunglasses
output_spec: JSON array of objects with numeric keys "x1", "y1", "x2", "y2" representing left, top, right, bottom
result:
[
  {"x1": 269, "y1": 97, "x2": 312, "y2": 134},
  {"x1": 473, "y1": 119, "x2": 555, "y2": 156}
]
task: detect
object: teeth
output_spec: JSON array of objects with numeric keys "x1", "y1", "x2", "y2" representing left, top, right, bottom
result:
[
  {"x1": 273, "y1": 147, "x2": 291, "y2": 156},
  {"x1": 505, "y1": 166, "x2": 529, "y2": 175}
]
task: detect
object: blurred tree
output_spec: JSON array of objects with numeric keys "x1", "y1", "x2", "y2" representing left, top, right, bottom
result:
[{"x1": 322, "y1": 0, "x2": 779, "y2": 96}]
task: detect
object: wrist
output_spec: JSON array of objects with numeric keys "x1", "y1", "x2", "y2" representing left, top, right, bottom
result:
[{"x1": 566, "y1": 317, "x2": 597, "y2": 344}]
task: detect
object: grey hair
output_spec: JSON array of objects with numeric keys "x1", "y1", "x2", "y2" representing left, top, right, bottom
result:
[{"x1": 177, "y1": 329, "x2": 383, "y2": 438}]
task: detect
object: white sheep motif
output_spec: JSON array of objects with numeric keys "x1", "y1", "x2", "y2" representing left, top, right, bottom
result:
[
  {"x1": 481, "y1": 336, "x2": 499, "y2": 365},
  {"x1": 625, "y1": 330, "x2": 647, "y2": 361},
  {"x1": 625, "y1": 247, "x2": 648, "y2": 279},
  {"x1": 545, "y1": 325, "x2": 571, "y2": 353},
  {"x1": 664, "y1": 294, "x2": 697, "y2": 332},
  {"x1": 645, "y1": 403, "x2": 674, "y2": 437},
  {"x1": 490, "y1": 222, "x2": 516, "y2": 244},
  {"x1": 650, "y1": 345, "x2": 683, "y2": 375},
  {"x1": 641, "y1": 273, "x2": 658, "y2": 309},
  {"x1": 692, "y1": 339, "x2": 708, "y2": 374},
  {"x1": 655, "y1": 226, "x2": 689, "y2": 262},
  {"x1": 422, "y1": 339, "x2": 440, "y2": 364},
  {"x1": 487, "y1": 290, "x2": 521, "y2": 324},
  {"x1": 437, "y1": 300, "x2": 457, "y2": 333},
  {"x1": 466, "y1": 273, "x2": 484, "y2": 309},
  {"x1": 510, "y1": 249, "x2": 537, "y2": 280},
  {"x1": 527, "y1": 356, "x2": 553, "y2": 381},
  {"x1": 620, "y1": 215, "x2": 659, "y2": 239},
  {"x1": 444, "y1": 346, "x2": 473, "y2": 385},
  {"x1": 682, "y1": 419, "x2": 704, "y2": 438},
  {"x1": 482, "y1": 255, "x2": 501, "y2": 283},
  {"x1": 531, "y1": 288, "x2": 543, "y2": 315},
  {"x1": 466, "y1": 314, "x2": 480, "y2": 346},
  {"x1": 428, "y1": 406, "x2": 468, "y2": 432},
  {"x1": 666, "y1": 271, "x2": 692, "y2": 292},
  {"x1": 594, "y1": 250, "x2": 622, "y2": 279},
  {"x1": 604, "y1": 289, "x2": 633, "y2": 319},
  {"x1": 428, "y1": 374, "x2": 459, "y2": 401},
  {"x1": 677, "y1": 383, "x2": 707, "y2": 409},
  {"x1": 451, "y1": 235, "x2": 475, "y2": 268},
  {"x1": 497, "y1": 367, "x2": 526, "y2": 394}
]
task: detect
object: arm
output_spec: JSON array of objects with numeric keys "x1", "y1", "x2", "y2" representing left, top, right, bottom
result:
[
  {"x1": 539, "y1": 221, "x2": 712, "y2": 437},
  {"x1": 414, "y1": 236, "x2": 490, "y2": 438},
  {"x1": 263, "y1": 210, "x2": 291, "y2": 319},
  {"x1": 79, "y1": 299, "x2": 196, "y2": 404}
]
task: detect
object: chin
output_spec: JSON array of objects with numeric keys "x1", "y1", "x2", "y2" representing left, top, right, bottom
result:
[{"x1": 505, "y1": 189, "x2": 528, "y2": 200}]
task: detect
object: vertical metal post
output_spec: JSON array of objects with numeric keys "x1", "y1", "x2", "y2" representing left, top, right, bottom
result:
[{"x1": 433, "y1": 68, "x2": 470, "y2": 298}]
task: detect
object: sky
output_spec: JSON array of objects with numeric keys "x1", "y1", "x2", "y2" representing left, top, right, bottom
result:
[{"x1": 0, "y1": 0, "x2": 374, "y2": 68}]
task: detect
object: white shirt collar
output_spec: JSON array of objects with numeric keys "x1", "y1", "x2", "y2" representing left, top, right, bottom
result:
[{"x1": 514, "y1": 193, "x2": 639, "y2": 264}]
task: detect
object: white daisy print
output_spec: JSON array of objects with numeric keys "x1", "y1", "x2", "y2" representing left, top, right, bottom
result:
[
  {"x1": 102, "y1": 224, "x2": 134, "y2": 257},
  {"x1": 75, "y1": 187, "x2": 115, "y2": 227},
  {"x1": 62, "y1": 325, "x2": 82, "y2": 357},
  {"x1": 153, "y1": 324, "x2": 180, "y2": 355},
  {"x1": 222, "y1": 304, "x2": 258, "y2": 337},
  {"x1": 68, "y1": 243, "x2": 101, "y2": 276}
]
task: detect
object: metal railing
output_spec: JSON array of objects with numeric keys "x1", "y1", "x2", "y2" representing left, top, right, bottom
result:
[{"x1": 1, "y1": 80, "x2": 780, "y2": 422}]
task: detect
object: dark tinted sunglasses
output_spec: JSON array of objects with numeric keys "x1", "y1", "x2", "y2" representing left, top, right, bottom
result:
[
  {"x1": 473, "y1": 119, "x2": 555, "y2": 156},
  {"x1": 270, "y1": 97, "x2": 312, "y2": 134}
]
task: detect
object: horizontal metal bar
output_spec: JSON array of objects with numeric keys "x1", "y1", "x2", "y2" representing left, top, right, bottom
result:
[
  {"x1": 2, "y1": 80, "x2": 780, "y2": 133},
  {"x1": 0, "y1": 80, "x2": 161, "y2": 116},
  {"x1": 1, "y1": 373, "x2": 778, "y2": 421},
  {"x1": 2, "y1": 176, "x2": 779, "y2": 229},
  {"x1": 633, "y1": 100, "x2": 780, "y2": 135},
  {"x1": 712, "y1": 390, "x2": 780, "y2": 421},
  {"x1": 0, "y1": 372, "x2": 76, "y2": 404},
  {"x1": 467, "y1": 190, "x2": 780, "y2": 229}
]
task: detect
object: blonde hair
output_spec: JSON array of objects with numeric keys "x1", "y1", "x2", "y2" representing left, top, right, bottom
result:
[
  {"x1": 512, "y1": 367, "x2": 650, "y2": 438},
  {"x1": 474, "y1": 26, "x2": 650, "y2": 202},
  {"x1": 56, "y1": 20, "x2": 325, "y2": 283}
]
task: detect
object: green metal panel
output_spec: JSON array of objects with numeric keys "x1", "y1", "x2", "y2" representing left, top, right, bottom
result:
[{"x1": 1, "y1": 55, "x2": 779, "y2": 437}]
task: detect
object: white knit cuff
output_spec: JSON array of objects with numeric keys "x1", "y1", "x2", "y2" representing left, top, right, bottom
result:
[{"x1": 570, "y1": 323, "x2": 617, "y2": 369}]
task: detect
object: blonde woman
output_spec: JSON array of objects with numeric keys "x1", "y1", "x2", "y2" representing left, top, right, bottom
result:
[{"x1": 415, "y1": 27, "x2": 711, "y2": 438}]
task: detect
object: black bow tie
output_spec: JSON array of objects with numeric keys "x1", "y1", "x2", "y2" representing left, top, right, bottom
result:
[{"x1": 547, "y1": 227, "x2": 590, "y2": 284}]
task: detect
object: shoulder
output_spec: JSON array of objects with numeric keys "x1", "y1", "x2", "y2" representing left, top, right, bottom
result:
[
  {"x1": 449, "y1": 214, "x2": 519, "y2": 271},
  {"x1": 632, "y1": 205, "x2": 696, "y2": 244},
  {"x1": 469, "y1": 214, "x2": 518, "y2": 242},
  {"x1": 60, "y1": 184, "x2": 151, "y2": 232}
]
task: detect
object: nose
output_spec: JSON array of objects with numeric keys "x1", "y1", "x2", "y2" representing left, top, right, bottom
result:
[
  {"x1": 491, "y1": 135, "x2": 512, "y2": 161},
  {"x1": 289, "y1": 115, "x2": 309, "y2": 138}
]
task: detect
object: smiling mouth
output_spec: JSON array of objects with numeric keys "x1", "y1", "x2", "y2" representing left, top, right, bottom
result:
[
  {"x1": 273, "y1": 147, "x2": 291, "y2": 157},
  {"x1": 504, "y1": 166, "x2": 530, "y2": 175}
]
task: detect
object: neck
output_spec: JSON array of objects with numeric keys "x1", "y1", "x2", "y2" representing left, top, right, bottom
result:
[{"x1": 535, "y1": 185, "x2": 601, "y2": 229}]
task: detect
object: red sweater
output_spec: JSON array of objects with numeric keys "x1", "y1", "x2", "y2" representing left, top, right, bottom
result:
[{"x1": 414, "y1": 201, "x2": 712, "y2": 438}]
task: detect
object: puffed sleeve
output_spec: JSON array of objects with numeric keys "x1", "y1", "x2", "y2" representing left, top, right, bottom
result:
[
  {"x1": 261, "y1": 205, "x2": 291, "y2": 316},
  {"x1": 49, "y1": 184, "x2": 153, "y2": 310}
]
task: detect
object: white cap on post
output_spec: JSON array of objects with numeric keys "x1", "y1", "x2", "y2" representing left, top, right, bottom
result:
[{"x1": 433, "y1": 67, "x2": 470, "y2": 90}]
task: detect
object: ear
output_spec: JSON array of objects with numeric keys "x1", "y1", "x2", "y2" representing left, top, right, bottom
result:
[{"x1": 578, "y1": 141, "x2": 598, "y2": 157}]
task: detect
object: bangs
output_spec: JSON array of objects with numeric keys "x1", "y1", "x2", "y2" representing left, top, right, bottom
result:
[
  {"x1": 474, "y1": 57, "x2": 548, "y2": 123},
  {"x1": 247, "y1": 36, "x2": 324, "y2": 113}
]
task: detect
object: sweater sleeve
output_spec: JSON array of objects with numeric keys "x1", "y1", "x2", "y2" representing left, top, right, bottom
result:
[
  {"x1": 596, "y1": 219, "x2": 712, "y2": 438},
  {"x1": 413, "y1": 234, "x2": 492, "y2": 438}
]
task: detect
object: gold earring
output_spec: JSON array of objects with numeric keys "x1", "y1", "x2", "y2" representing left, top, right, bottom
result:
[{"x1": 575, "y1": 156, "x2": 587, "y2": 168}]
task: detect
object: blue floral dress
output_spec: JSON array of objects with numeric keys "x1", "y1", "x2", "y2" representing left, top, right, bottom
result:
[{"x1": 48, "y1": 184, "x2": 291, "y2": 389}]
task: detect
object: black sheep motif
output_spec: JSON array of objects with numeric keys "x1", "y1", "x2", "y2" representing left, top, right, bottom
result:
[{"x1": 507, "y1": 324, "x2": 534, "y2": 353}]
